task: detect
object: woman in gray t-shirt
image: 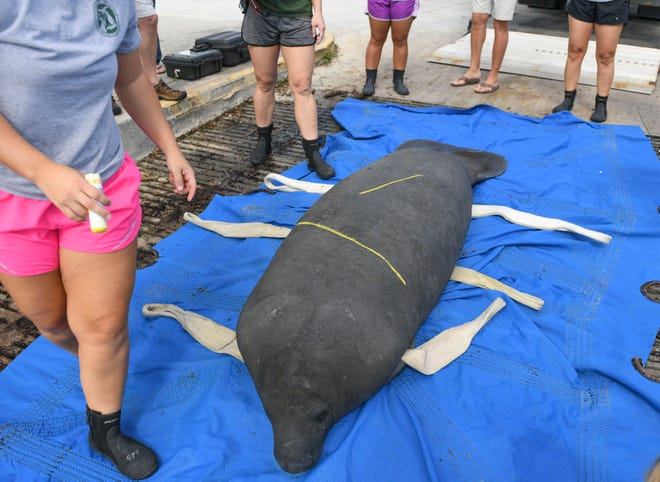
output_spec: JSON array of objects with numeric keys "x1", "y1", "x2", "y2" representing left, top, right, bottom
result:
[{"x1": 0, "y1": 2, "x2": 196, "y2": 479}]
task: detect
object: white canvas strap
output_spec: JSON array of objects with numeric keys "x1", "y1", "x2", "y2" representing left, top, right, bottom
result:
[
  {"x1": 401, "y1": 297, "x2": 506, "y2": 375},
  {"x1": 141, "y1": 299, "x2": 505, "y2": 376},
  {"x1": 471, "y1": 204, "x2": 611, "y2": 244},
  {"x1": 142, "y1": 303, "x2": 243, "y2": 361},
  {"x1": 264, "y1": 173, "x2": 333, "y2": 194},
  {"x1": 183, "y1": 212, "x2": 290, "y2": 238}
]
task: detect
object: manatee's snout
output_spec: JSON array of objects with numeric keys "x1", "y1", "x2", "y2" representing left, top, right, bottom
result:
[
  {"x1": 274, "y1": 437, "x2": 323, "y2": 474},
  {"x1": 271, "y1": 410, "x2": 332, "y2": 474}
]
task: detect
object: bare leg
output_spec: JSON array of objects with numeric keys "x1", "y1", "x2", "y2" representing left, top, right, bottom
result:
[
  {"x1": 60, "y1": 240, "x2": 137, "y2": 414},
  {"x1": 365, "y1": 17, "x2": 390, "y2": 70},
  {"x1": 248, "y1": 44, "x2": 280, "y2": 128},
  {"x1": 0, "y1": 270, "x2": 78, "y2": 355},
  {"x1": 563, "y1": 15, "x2": 593, "y2": 91},
  {"x1": 467, "y1": 12, "x2": 489, "y2": 78},
  {"x1": 390, "y1": 17, "x2": 415, "y2": 71},
  {"x1": 593, "y1": 23, "x2": 623, "y2": 97},
  {"x1": 137, "y1": 14, "x2": 159, "y2": 86},
  {"x1": 480, "y1": 18, "x2": 509, "y2": 88},
  {"x1": 281, "y1": 45, "x2": 318, "y2": 140}
]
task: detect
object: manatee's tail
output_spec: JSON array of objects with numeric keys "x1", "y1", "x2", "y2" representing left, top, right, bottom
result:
[{"x1": 396, "y1": 139, "x2": 507, "y2": 184}]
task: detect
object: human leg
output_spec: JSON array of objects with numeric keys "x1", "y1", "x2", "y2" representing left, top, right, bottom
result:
[
  {"x1": 0, "y1": 270, "x2": 77, "y2": 354},
  {"x1": 281, "y1": 45, "x2": 334, "y2": 179},
  {"x1": 552, "y1": 15, "x2": 593, "y2": 112},
  {"x1": 247, "y1": 44, "x2": 280, "y2": 165},
  {"x1": 451, "y1": 11, "x2": 488, "y2": 86},
  {"x1": 588, "y1": 12, "x2": 624, "y2": 122},
  {"x1": 365, "y1": 17, "x2": 390, "y2": 71},
  {"x1": 390, "y1": 17, "x2": 415, "y2": 95},
  {"x1": 59, "y1": 243, "x2": 136, "y2": 413},
  {"x1": 593, "y1": 23, "x2": 623, "y2": 97},
  {"x1": 61, "y1": 241, "x2": 157, "y2": 479},
  {"x1": 281, "y1": 44, "x2": 318, "y2": 141},
  {"x1": 475, "y1": 18, "x2": 508, "y2": 90},
  {"x1": 136, "y1": 3, "x2": 185, "y2": 101},
  {"x1": 364, "y1": 17, "x2": 390, "y2": 96},
  {"x1": 136, "y1": 13, "x2": 159, "y2": 85}
]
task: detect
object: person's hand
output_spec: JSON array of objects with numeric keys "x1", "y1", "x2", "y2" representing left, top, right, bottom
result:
[
  {"x1": 311, "y1": 13, "x2": 325, "y2": 44},
  {"x1": 35, "y1": 163, "x2": 111, "y2": 222},
  {"x1": 166, "y1": 151, "x2": 197, "y2": 201}
]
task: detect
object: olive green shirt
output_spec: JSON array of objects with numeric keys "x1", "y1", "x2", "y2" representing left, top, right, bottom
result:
[{"x1": 257, "y1": 0, "x2": 313, "y2": 17}]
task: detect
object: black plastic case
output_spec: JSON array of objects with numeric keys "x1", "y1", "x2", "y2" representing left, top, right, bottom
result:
[
  {"x1": 162, "y1": 48, "x2": 223, "y2": 81},
  {"x1": 194, "y1": 31, "x2": 250, "y2": 67}
]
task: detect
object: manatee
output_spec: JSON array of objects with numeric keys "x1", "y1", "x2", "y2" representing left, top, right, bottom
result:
[{"x1": 235, "y1": 139, "x2": 507, "y2": 474}]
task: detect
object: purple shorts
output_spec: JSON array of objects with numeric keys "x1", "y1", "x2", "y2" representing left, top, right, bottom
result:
[
  {"x1": 366, "y1": 0, "x2": 420, "y2": 21},
  {"x1": 0, "y1": 153, "x2": 142, "y2": 276}
]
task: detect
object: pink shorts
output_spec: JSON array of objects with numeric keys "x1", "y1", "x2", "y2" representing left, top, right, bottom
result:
[
  {"x1": 0, "y1": 153, "x2": 142, "y2": 276},
  {"x1": 366, "y1": 0, "x2": 420, "y2": 21}
]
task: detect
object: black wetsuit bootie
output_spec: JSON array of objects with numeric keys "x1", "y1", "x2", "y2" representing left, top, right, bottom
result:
[
  {"x1": 393, "y1": 69, "x2": 409, "y2": 96},
  {"x1": 87, "y1": 406, "x2": 159, "y2": 480},
  {"x1": 362, "y1": 69, "x2": 377, "y2": 97},
  {"x1": 590, "y1": 95, "x2": 608, "y2": 123},
  {"x1": 302, "y1": 137, "x2": 335, "y2": 180},
  {"x1": 249, "y1": 124, "x2": 273, "y2": 166},
  {"x1": 552, "y1": 89, "x2": 576, "y2": 113}
]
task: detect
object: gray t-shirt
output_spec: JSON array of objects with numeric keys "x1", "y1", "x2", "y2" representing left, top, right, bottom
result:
[{"x1": 0, "y1": 1, "x2": 141, "y2": 199}]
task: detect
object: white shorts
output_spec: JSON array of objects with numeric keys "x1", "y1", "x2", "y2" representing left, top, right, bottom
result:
[
  {"x1": 472, "y1": 0, "x2": 516, "y2": 21},
  {"x1": 135, "y1": 0, "x2": 156, "y2": 18}
]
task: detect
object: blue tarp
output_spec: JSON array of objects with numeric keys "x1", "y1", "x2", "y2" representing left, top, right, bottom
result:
[{"x1": 1, "y1": 99, "x2": 659, "y2": 481}]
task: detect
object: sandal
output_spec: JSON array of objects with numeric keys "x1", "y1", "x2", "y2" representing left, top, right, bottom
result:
[
  {"x1": 474, "y1": 82, "x2": 499, "y2": 94},
  {"x1": 451, "y1": 75, "x2": 481, "y2": 87}
]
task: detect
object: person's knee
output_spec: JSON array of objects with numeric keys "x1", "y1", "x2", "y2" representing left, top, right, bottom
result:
[
  {"x1": 255, "y1": 77, "x2": 277, "y2": 94},
  {"x1": 493, "y1": 19, "x2": 509, "y2": 33},
  {"x1": 33, "y1": 312, "x2": 71, "y2": 339},
  {"x1": 289, "y1": 77, "x2": 313, "y2": 97},
  {"x1": 369, "y1": 34, "x2": 387, "y2": 47},
  {"x1": 78, "y1": 313, "x2": 129, "y2": 347},
  {"x1": 471, "y1": 13, "x2": 489, "y2": 28},
  {"x1": 390, "y1": 34, "x2": 409, "y2": 48},
  {"x1": 595, "y1": 50, "x2": 616, "y2": 66},
  {"x1": 567, "y1": 43, "x2": 587, "y2": 61}
]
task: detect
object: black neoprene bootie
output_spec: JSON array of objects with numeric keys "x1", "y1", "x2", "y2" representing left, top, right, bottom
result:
[
  {"x1": 249, "y1": 124, "x2": 273, "y2": 166},
  {"x1": 552, "y1": 90, "x2": 576, "y2": 113},
  {"x1": 362, "y1": 69, "x2": 377, "y2": 97},
  {"x1": 87, "y1": 406, "x2": 158, "y2": 480},
  {"x1": 393, "y1": 69, "x2": 409, "y2": 96},
  {"x1": 590, "y1": 95, "x2": 608, "y2": 123},
  {"x1": 302, "y1": 137, "x2": 335, "y2": 180}
]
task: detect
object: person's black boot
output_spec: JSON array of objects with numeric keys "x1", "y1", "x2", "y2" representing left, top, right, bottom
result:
[
  {"x1": 302, "y1": 137, "x2": 335, "y2": 180},
  {"x1": 111, "y1": 96, "x2": 122, "y2": 116},
  {"x1": 590, "y1": 95, "x2": 608, "y2": 123},
  {"x1": 393, "y1": 69, "x2": 409, "y2": 96},
  {"x1": 552, "y1": 89, "x2": 577, "y2": 113},
  {"x1": 362, "y1": 69, "x2": 377, "y2": 97},
  {"x1": 87, "y1": 406, "x2": 158, "y2": 480},
  {"x1": 249, "y1": 124, "x2": 273, "y2": 166}
]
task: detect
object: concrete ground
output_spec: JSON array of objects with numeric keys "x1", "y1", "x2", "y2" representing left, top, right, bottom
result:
[{"x1": 118, "y1": 0, "x2": 660, "y2": 160}]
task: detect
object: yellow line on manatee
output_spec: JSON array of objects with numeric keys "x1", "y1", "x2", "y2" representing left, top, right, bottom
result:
[
  {"x1": 359, "y1": 174, "x2": 423, "y2": 195},
  {"x1": 298, "y1": 221, "x2": 406, "y2": 286}
]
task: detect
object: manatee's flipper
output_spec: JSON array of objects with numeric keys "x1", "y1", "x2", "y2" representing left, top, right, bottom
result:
[
  {"x1": 472, "y1": 204, "x2": 612, "y2": 244},
  {"x1": 450, "y1": 266, "x2": 544, "y2": 310},
  {"x1": 184, "y1": 212, "x2": 290, "y2": 239},
  {"x1": 395, "y1": 139, "x2": 507, "y2": 183},
  {"x1": 142, "y1": 303, "x2": 243, "y2": 361},
  {"x1": 402, "y1": 297, "x2": 506, "y2": 375}
]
